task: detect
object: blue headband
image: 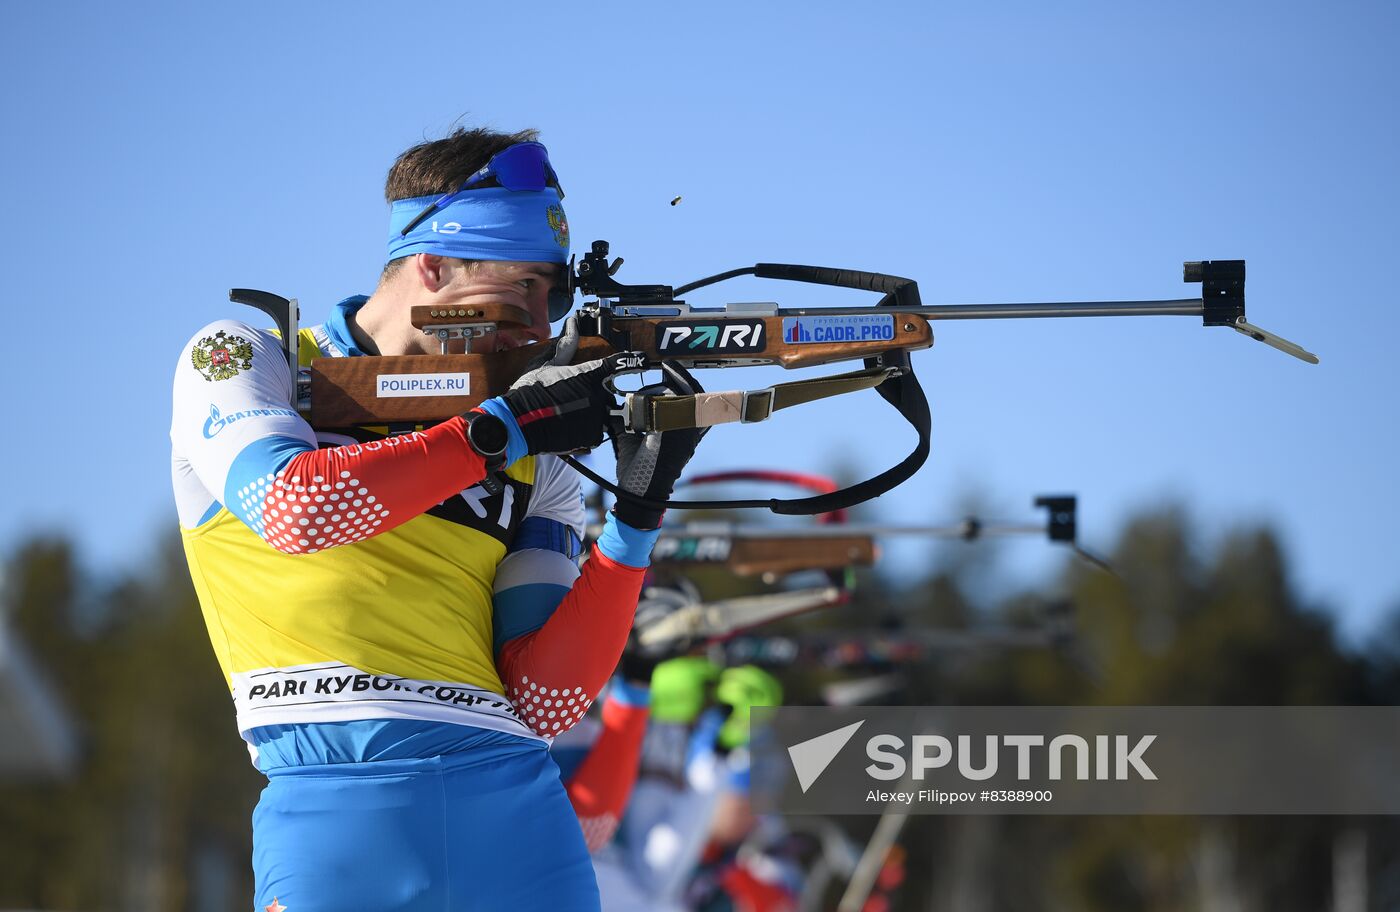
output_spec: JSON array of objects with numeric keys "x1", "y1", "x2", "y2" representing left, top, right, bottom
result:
[{"x1": 387, "y1": 187, "x2": 569, "y2": 264}]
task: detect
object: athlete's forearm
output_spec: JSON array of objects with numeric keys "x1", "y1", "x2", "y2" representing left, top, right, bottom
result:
[
  {"x1": 226, "y1": 417, "x2": 489, "y2": 554},
  {"x1": 496, "y1": 516, "x2": 659, "y2": 737},
  {"x1": 565, "y1": 679, "x2": 650, "y2": 852}
]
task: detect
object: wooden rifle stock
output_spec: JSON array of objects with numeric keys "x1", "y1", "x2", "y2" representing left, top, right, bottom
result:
[
  {"x1": 308, "y1": 311, "x2": 932, "y2": 428},
  {"x1": 651, "y1": 533, "x2": 879, "y2": 576}
]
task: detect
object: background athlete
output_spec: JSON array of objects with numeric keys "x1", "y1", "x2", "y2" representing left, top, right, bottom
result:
[{"x1": 170, "y1": 127, "x2": 700, "y2": 911}]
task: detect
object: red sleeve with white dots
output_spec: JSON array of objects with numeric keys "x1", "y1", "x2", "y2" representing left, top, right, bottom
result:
[
  {"x1": 566, "y1": 687, "x2": 650, "y2": 851},
  {"x1": 241, "y1": 417, "x2": 490, "y2": 555},
  {"x1": 496, "y1": 548, "x2": 646, "y2": 738}
]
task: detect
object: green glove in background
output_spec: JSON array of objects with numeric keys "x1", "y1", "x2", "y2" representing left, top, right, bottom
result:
[
  {"x1": 649, "y1": 656, "x2": 721, "y2": 724},
  {"x1": 716, "y1": 664, "x2": 783, "y2": 750}
]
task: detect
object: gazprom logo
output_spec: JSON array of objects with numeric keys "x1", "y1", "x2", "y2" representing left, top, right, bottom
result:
[
  {"x1": 203, "y1": 403, "x2": 299, "y2": 439},
  {"x1": 431, "y1": 221, "x2": 463, "y2": 234},
  {"x1": 656, "y1": 320, "x2": 766, "y2": 355}
]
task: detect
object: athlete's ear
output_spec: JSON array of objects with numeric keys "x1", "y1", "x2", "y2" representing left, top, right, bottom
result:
[{"x1": 414, "y1": 254, "x2": 449, "y2": 293}]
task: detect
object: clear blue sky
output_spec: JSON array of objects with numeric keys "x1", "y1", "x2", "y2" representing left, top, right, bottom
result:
[{"x1": 2, "y1": 1, "x2": 1395, "y2": 639}]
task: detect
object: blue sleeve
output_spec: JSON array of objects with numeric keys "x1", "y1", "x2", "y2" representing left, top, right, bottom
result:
[
  {"x1": 491, "y1": 518, "x2": 584, "y2": 654},
  {"x1": 595, "y1": 512, "x2": 662, "y2": 568}
]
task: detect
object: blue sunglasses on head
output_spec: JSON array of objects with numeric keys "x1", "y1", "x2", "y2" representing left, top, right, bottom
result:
[{"x1": 398, "y1": 141, "x2": 564, "y2": 237}]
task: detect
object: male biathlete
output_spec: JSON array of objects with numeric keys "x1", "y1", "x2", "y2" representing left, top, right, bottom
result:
[{"x1": 170, "y1": 128, "x2": 700, "y2": 911}]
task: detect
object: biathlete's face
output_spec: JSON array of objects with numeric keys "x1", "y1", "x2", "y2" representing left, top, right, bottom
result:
[{"x1": 426, "y1": 257, "x2": 562, "y2": 352}]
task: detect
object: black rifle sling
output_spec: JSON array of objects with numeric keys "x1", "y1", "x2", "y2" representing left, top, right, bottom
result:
[{"x1": 564, "y1": 252, "x2": 932, "y2": 515}]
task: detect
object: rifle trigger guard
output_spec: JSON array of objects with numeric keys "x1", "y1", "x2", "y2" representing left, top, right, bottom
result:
[{"x1": 601, "y1": 353, "x2": 657, "y2": 433}]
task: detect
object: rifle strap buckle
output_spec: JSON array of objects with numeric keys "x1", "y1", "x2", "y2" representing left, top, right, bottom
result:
[{"x1": 740, "y1": 388, "x2": 775, "y2": 423}]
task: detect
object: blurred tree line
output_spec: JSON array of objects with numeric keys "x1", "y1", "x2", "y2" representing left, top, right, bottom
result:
[
  {"x1": 0, "y1": 537, "x2": 260, "y2": 911},
  {"x1": 1, "y1": 507, "x2": 1399, "y2": 910},
  {"x1": 781, "y1": 507, "x2": 1400, "y2": 911}
]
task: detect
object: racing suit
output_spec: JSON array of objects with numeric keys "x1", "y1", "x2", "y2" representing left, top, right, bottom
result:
[{"x1": 171, "y1": 296, "x2": 656, "y2": 911}]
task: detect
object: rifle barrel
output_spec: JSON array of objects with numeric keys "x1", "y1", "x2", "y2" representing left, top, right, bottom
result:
[
  {"x1": 778, "y1": 298, "x2": 1203, "y2": 320},
  {"x1": 587, "y1": 522, "x2": 1048, "y2": 540}
]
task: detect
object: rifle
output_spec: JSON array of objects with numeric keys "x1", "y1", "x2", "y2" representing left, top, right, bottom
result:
[
  {"x1": 718, "y1": 616, "x2": 1076, "y2": 669},
  {"x1": 596, "y1": 477, "x2": 1093, "y2": 580},
  {"x1": 608, "y1": 471, "x2": 1090, "y2": 648},
  {"x1": 232, "y1": 243, "x2": 1315, "y2": 515}
]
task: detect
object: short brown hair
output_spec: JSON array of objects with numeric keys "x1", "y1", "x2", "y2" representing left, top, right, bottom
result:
[
  {"x1": 380, "y1": 126, "x2": 540, "y2": 280},
  {"x1": 384, "y1": 126, "x2": 540, "y2": 203}
]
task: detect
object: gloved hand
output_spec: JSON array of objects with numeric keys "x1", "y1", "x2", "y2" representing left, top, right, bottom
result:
[
  {"x1": 609, "y1": 364, "x2": 707, "y2": 530},
  {"x1": 648, "y1": 656, "x2": 722, "y2": 725},
  {"x1": 715, "y1": 664, "x2": 783, "y2": 751},
  {"x1": 482, "y1": 317, "x2": 632, "y2": 459}
]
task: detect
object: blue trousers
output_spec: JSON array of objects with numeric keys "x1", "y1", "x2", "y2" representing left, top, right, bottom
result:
[{"x1": 252, "y1": 735, "x2": 599, "y2": 912}]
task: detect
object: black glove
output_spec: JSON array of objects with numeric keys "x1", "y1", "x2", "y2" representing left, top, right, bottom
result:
[
  {"x1": 499, "y1": 318, "x2": 631, "y2": 456},
  {"x1": 608, "y1": 364, "x2": 707, "y2": 530}
]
